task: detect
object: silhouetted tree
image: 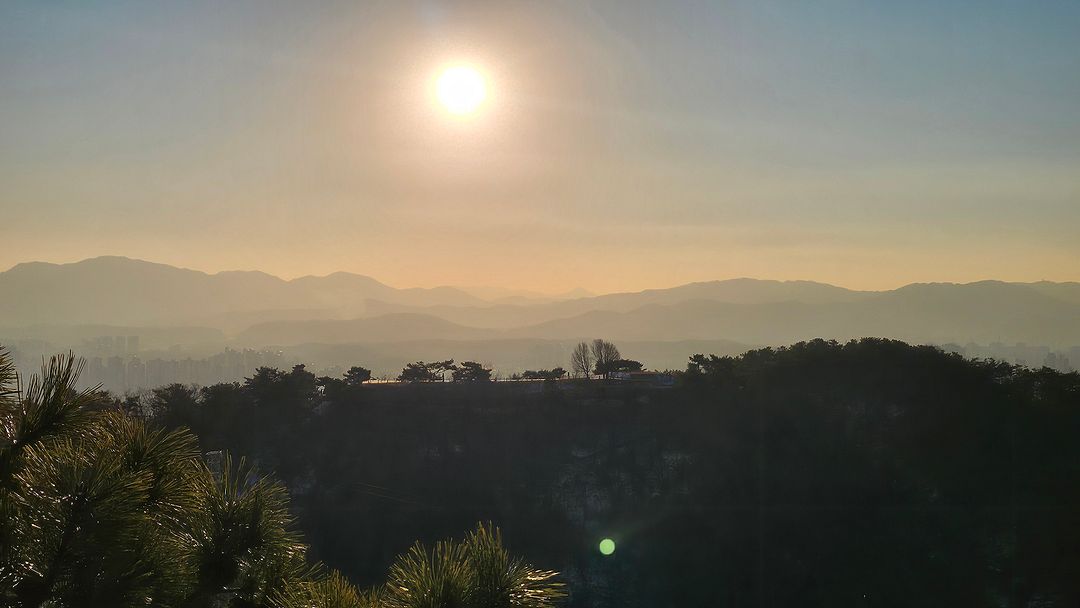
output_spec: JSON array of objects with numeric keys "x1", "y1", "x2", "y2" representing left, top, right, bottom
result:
[
  {"x1": 397, "y1": 362, "x2": 437, "y2": 383},
  {"x1": 397, "y1": 360, "x2": 456, "y2": 383},
  {"x1": 149, "y1": 383, "x2": 199, "y2": 426},
  {"x1": 596, "y1": 358, "x2": 643, "y2": 377},
  {"x1": 286, "y1": 364, "x2": 317, "y2": 401},
  {"x1": 570, "y1": 342, "x2": 593, "y2": 379},
  {"x1": 242, "y1": 365, "x2": 318, "y2": 415},
  {"x1": 590, "y1": 339, "x2": 621, "y2": 378},
  {"x1": 344, "y1": 366, "x2": 372, "y2": 386},
  {"x1": 120, "y1": 392, "x2": 147, "y2": 418},
  {"x1": 245, "y1": 367, "x2": 289, "y2": 403},
  {"x1": 522, "y1": 368, "x2": 567, "y2": 381},
  {"x1": 453, "y1": 361, "x2": 492, "y2": 383},
  {"x1": 317, "y1": 365, "x2": 373, "y2": 401},
  {"x1": 431, "y1": 359, "x2": 457, "y2": 382},
  {"x1": 315, "y1": 375, "x2": 347, "y2": 401}
]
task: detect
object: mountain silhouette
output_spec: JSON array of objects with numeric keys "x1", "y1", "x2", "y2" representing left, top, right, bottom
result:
[
  {"x1": 2, "y1": 257, "x2": 1079, "y2": 349},
  {"x1": 0, "y1": 256, "x2": 486, "y2": 328}
]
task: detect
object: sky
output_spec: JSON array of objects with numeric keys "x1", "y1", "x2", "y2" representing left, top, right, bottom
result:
[{"x1": 1, "y1": 0, "x2": 1078, "y2": 293}]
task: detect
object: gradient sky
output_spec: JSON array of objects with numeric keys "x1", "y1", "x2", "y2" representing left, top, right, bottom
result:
[{"x1": 2, "y1": 0, "x2": 1078, "y2": 293}]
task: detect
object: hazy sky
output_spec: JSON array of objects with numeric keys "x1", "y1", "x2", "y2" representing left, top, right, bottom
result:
[{"x1": 2, "y1": 0, "x2": 1078, "y2": 292}]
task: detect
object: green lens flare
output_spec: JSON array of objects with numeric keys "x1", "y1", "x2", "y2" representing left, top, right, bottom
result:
[{"x1": 599, "y1": 538, "x2": 616, "y2": 555}]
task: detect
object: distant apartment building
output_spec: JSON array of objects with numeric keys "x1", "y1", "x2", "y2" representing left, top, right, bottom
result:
[{"x1": 78, "y1": 347, "x2": 289, "y2": 392}]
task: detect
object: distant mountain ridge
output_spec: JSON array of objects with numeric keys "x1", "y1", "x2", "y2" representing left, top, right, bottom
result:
[
  {"x1": 0, "y1": 256, "x2": 486, "y2": 328},
  {"x1": 2, "y1": 257, "x2": 1079, "y2": 349},
  {"x1": 510, "y1": 282, "x2": 1080, "y2": 345}
]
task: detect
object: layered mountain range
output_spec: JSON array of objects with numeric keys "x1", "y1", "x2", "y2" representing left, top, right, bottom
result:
[{"x1": 2, "y1": 256, "x2": 1079, "y2": 350}]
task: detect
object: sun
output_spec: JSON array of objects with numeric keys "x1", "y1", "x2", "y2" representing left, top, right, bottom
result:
[{"x1": 436, "y1": 66, "x2": 486, "y2": 115}]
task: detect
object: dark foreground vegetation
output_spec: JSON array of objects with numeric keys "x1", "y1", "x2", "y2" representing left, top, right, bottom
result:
[
  {"x1": 4, "y1": 338, "x2": 1080, "y2": 607},
  {"x1": 0, "y1": 351, "x2": 562, "y2": 607}
]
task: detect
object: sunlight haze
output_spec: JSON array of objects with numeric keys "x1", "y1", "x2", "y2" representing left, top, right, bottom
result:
[
  {"x1": 2, "y1": 1, "x2": 1078, "y2": 292},
  {"x1": 3, "y1": 5, "x2": 1080, "y2": 605}
]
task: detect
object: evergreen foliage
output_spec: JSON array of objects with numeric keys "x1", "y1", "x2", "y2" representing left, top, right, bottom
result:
[{"x1": 0, "y1": 347, "x2": 564, "y2": 608}]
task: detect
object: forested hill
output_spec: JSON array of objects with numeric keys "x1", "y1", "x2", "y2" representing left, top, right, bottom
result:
[{"x1": 144, "y1": 338, "x2": 1080, "y2": 607}]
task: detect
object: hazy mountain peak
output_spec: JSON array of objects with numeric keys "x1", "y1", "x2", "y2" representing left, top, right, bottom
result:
[
  {"x1": 212, "y1": 269, "x2": 282, "y2": 279},
  {"x1": 293, "y1": 270, "x2": 381, "y2": 281},
  {"x1": 289, "y1": 271, "x2": 388, "y2": 290},
  {"x1": 7, "y1": 255, "x2": 189, "y2": 274},
  {"x1": 557, "y1": 287, "x2": 595, "y2": 299},
  {"x1": 3, "y1": 258, "x2": 1079, "y2": 349},
  {"x1": 0, "y1": 257, "x2": 486, "y2": 327}
]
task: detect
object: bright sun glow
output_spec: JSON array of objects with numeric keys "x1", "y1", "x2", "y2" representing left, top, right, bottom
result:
[{"x1": 436, "y1": 66, "x2": 486, "y2": 115}]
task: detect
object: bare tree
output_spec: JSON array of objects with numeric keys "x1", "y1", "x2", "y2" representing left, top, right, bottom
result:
[
  {"x1": 590, "y1": 339, "x2": 620, "y2": 378},
  {"x1": 570, "y1": 341, "x2": 593, "y2": 379}
]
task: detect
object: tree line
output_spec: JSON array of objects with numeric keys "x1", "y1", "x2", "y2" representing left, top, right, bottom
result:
[
  {"x1": 7, "y1": 339, "x2": 1080, "y2": 606},
  {"x1": 354, "y1": 339, "x2": 648, "y2": 385},
  {"x1": 128, "y1": 337, "x2": 1080, "y2": 607},
  {"x1": 569, "y1": 339, "x2": 643, "y2": 378},
  {"x1": 395, "y1": 360, "x2": 492, "y2": 383},
  {"x1": 0, "y1": 348, "x2": 565, "y2": 608}
]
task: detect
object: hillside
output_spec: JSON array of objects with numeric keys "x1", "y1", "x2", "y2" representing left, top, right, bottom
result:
[{"x1": 148, "y1": 339, "x2": 1080, "y2": 607}]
